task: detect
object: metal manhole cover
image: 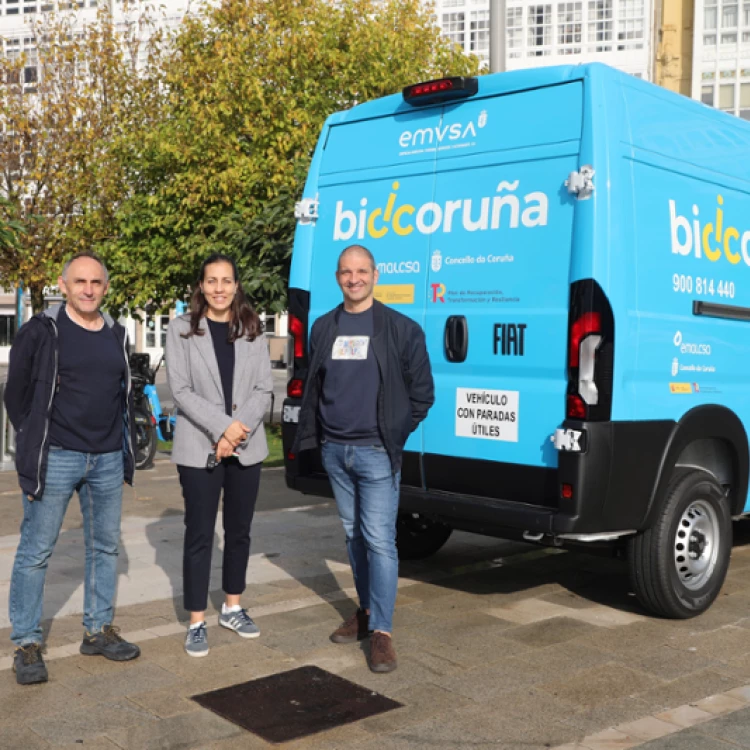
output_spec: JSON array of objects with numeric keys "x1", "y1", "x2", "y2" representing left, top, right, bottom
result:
[{"x1": 192, "y1": 665, "x2": 402, "y2": 743}]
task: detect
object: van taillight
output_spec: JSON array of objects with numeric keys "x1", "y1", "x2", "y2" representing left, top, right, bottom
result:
[
  {"x1": 566, "y1": 280, "x2": 614, "y2": 421},
  {"x1": 287, "y1": 378, "x2": 304, "y2": 398},
  {"x1": 287, "y1": 288, "x2": 310, "y2": 401},
  {"x1": 289, "y1": 314, "x2": 304, "y2": 361}
]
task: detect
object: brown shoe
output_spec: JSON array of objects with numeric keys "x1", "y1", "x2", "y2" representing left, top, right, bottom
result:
[
  {"x1": 369, "y1": 631, "x2": 397, "y2": 673},
  {"x1": 330, "y1": 608, "x2": 369, "y2": 644}
]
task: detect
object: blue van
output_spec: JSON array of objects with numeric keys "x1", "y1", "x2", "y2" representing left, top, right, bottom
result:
[{"x1": 282, "y1": 63, "x2": 750, "y2": 619}]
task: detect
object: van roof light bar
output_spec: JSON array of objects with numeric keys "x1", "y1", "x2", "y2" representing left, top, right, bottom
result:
[{"x1": 402, "y1": 76, "x2": 478, "y2": 107}]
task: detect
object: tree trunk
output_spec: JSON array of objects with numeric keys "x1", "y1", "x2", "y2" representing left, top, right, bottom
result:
[{"x1": 29, "y1": 281, "x2": 46, "y2": 314}]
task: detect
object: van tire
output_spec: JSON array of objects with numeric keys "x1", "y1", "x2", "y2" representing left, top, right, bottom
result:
[
  {"x1": 396, "y1": 512, "x2": 452, "y2": 560},
  {"x1": 628, "y1": 469, "x2": 731, "y2": 619}
]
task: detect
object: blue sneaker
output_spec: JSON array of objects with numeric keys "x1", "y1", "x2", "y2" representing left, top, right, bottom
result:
[
  {"x1": 219, "y1": 608, "x2": 260, "y2": 639},
  {"x1": 185, "y1": 622, "x2": 209, "y2": 657}
]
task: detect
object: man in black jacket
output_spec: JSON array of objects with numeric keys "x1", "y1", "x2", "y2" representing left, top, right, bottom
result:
[
  {"x1": 5, "y1": 252, "x2": 140, "y2": 685},
  {"x1": 293, "y1": 245, "x2": 434, "y2": 673}
]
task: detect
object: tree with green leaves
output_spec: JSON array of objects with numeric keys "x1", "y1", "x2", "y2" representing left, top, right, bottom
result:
[
  {"x1": 106, "y1": 0, "x2": 480, "y2": 314},
  {"x1": 0, "y1": 7, "x2": 162, "y2": 312}
]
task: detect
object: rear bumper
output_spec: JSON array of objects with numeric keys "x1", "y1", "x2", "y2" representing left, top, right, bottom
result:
[{"x1": 283, "y1": 403, "x2": 675, "y2": 540}]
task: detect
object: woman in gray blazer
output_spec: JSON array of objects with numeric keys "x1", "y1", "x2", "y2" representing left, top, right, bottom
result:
[{"x1": 166, "y1": 253, "x2": 273, "y2": 657}]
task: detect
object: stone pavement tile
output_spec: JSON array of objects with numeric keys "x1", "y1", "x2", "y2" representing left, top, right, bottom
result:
[
  {"x1": 105, "y1": 709, "x2": 244, "y2": 750},
  {"x1": 58, "y1": 740, "x2": 121, "y2": 750},
  {"x1": 542, "y1": 590, "x2": 602, "y2": 610},
  {"x1": 654, "y1": 704, "x2": 713, "y2": 728},
  {"x1": 277, "y1": 722, "x2": 374, "y2": 750},
  {"x1": 253, "y1": 601, "x2": 344, "y2": 635},
  {"x1": 577, "y1": 728, "x2": 640, "y2": 750},
  {"x1": 29, "y1": 700, "x2": 158, "y2": 746},
  {"x1": 401, "y1": 590, "x2": 491, "y2": 620},
  {"x1": 561, "y1": 695, "x2": 656, "y2": 736},
  {"x1": 726, "y1": 684, "x2": 750, "y2": 702},
  {"x1": 582, "y1": 620, "x2": 682, "y2": 655},
  {"x1": 667, "y1": 625, "x2": 750, "y2": 661},
  {"x1": 0, "y1": 677, "x2": 88, "y2": 721},
  {"x1": 424, "y1": 701, "x2": 581, "y2": 749},
  {"x1": 615, "y1": 716, "x2": 682, "y2": 742},
  {"x1": 0, "y1": 724, "x2": 51, "y2": 749},
  {"x1": 260, "y1": 622, "x2": 350, "y2": 659},
  {"x1": 358, "y1": 682, "x2": 472, "y2": 735},
  {"x1": 538, "y1": 663, "x2": 664, "y2": 710},
  {"x1": 635, "y1": 670, "x2": 743, "y2": 713},
  {"x1": 693, "y1": 692, "x2": 748, "y2": 716},
  {"x1": 500, "y1": 616, "x2": 602, "y2": 650},
  {"x1": 149, "y1": 641, "x2": 296, "y2": 687},
  {"x1": 334, "y1": 650, "x2": 467, "y2": 695},
  {"x1": 353, "y1": 710, "x2": 510, "y2": 750},
  {"x1": 635, "y1": 728, "x2": 741, "y2": 749},
  {"x1": 389, "y1": 582, "x2": 455, "y2": 604},
  {"x1": 666, "y1": 604, "x2": 749, "y2": 634},
  {"x1": 514, "y1": 641, "x2": 613, "y2": 681},
  {"x1": 610, "y1": 643, "x2": 715, "y2": 681},
  {"x1": 295, "y1": 644, "x2": 365, "y2": 675},
  {"x1": 63, "y1": 662, "x2": 180, "y2": 703},
  {"x1": 403, "y1": 608, "x2": 516, "y2": 647},
  {"x1": 126, "y1": 685, "x2": 202, "y2": 718},
  {"x1": 198, "y1": 735, "x2": 271, "y2": 750},
  {"x1": 440, "y1": 654, "x2": 548, "y2": 702},
  {"x1": 686, "y1": 705, "x2": 750, "y2": 747}
]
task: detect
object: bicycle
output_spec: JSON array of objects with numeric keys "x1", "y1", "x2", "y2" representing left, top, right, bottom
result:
[{"x1": 129, "y1": 352, "x2": 176, "y2": 469}]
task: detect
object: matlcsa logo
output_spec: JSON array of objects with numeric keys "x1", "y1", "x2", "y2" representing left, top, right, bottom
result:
[{"x1": 398, "y1": 110, "x2": 488, "y2": 151}]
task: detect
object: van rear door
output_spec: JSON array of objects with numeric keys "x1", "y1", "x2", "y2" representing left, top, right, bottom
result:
[
  {"x1": 421, "y1": 82, "x2": 583, "y2": 504},
  {"x1": 306, "y1": 105, "x2": 443, "y2": 486}
]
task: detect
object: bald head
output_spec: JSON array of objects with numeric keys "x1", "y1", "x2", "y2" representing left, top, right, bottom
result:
[
  {"x1": 335, "y1": 244, "x2": 379, "y2": 312},
  {"x1": 337, "y1": 245, "x2": 376, "y2": 272}
]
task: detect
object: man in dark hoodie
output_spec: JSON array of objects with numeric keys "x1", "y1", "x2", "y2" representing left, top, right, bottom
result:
[
  {"x1": 5, "y1": 251, "x2": 140, "y2": 685},
  {"x1": 293, "y1": 245, "x2": 434, "y2": 674}
]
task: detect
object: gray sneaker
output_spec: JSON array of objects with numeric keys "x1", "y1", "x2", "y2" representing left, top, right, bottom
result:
[
  {"x1": 219, "y1": 608, "x2": 260, "y2": 639},
  {"x1": 185, "y1": 622, "x2": 209, "y2": 657}
]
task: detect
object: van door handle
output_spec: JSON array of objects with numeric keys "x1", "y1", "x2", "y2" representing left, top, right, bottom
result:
[{"x1": 444, "y1": 316, "x2": 468, "y2": 363}]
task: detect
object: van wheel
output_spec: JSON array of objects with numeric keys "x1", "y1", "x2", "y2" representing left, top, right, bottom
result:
[
  {"x1": 396, "y1": 512, "x2": 452, "y2": 560},
  {"x1": 628, "y1": 469, "x2": 731, "y2": 619}
]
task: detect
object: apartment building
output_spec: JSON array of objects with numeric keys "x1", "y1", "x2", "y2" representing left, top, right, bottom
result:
[{"x1": 433, "y1": 0, "x2": 655, "y2": 79}]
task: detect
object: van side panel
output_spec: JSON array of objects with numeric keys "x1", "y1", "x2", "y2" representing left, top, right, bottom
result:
[{"x1": 623, "y1": 84, "x2": 750, "y2": 511}]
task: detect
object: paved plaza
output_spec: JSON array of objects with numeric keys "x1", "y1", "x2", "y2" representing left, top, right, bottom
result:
[{"x1": 0, "y1": 458, "x2": 749, "y2": 748}]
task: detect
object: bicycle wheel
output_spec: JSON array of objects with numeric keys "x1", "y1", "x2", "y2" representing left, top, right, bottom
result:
[{"x1": 134, "y1": 406, "x2": 157, "y2": 470}]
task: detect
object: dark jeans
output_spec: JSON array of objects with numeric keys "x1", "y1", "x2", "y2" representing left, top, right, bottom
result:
[{"x1": 178, "y1": 460, "x2": 261, "y2": 612}]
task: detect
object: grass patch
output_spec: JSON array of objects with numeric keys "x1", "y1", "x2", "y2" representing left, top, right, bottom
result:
[{"x1": 156, "y1": 422, "x2": 285, "y2": 468}]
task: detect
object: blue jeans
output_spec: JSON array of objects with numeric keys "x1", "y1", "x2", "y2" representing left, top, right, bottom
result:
[
  {"x1": 320, "y1": 442, "x2": 400, "y2": 634},
  {"x1": 9, "y1": 448, "x2": 124, "y2": 647}
]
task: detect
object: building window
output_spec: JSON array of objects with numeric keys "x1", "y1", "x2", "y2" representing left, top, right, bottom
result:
[
  {"x1": 719, "y1": 83, "x2": 735, "y2": 110},
  {"x1": 0, "y1": 316, "x2": 15, "y2": 346},
  {"x1": 704, "y1": 33, "x2": 718, "y2": 44},
  {"x1": 723, "y1": 1, "x2": 738, "y2": 27},
  {"x1": 558, "y1": 2, "x2": 583, "y2": 53},
  {"x1": 744, "y1": 1, "x2": 750, "y2": 25},
  {"x1": 442, "y1": 12, "x2": 465, "y2": 49},
  {"x1": 705, "y1": 0, "x2": 718, "y2": 30},
  {"x1": 702, "y1": 85, "x2": 715, "y2": 105},
  {"x1": 263, "y1": 315, "x2": 276, "y2": 336},
  {"x1": 740, "y1": 82, "x2": 750, "y2": 119},
  {"x1": 507, "y1": 7, "x2": 524, "y2": 57},
  {"x1": 145, "y1": 314, "x2": 169, "y2": 349},
  {"x1": 722, "y1": 32, "x2": 738, "y2": 42},
  {"x1": 588, "y1": 0, "x2": 613, "y2": 49},
  {"x1": 617, "y1": 0, "x2": 644, "y2": 48},
  {"x1": 469, "y1": 10, "x2": 489, "y2": 58},
  {"x1": 528, "y1": 4, "x2": 553, "y2": 55}
]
